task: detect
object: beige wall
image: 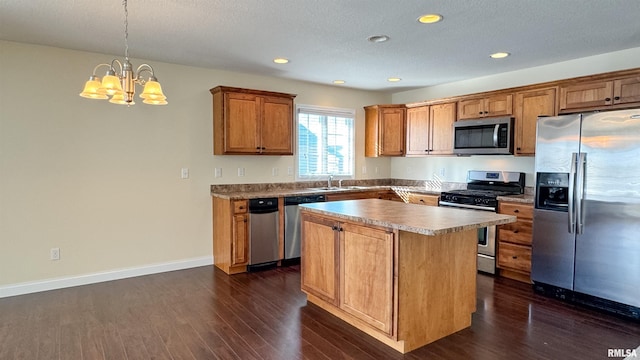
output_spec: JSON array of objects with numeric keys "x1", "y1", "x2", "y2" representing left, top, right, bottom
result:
[{"x1": 0, "y1": 40, "x2": 389, "y2": 289}]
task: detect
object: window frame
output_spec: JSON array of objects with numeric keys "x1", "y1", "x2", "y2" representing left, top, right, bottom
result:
[{"x1": 295, "y1": 104, "x2": 356, "y2": 181}]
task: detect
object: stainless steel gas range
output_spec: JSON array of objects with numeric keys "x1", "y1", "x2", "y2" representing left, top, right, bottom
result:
[{"x1": 439, "y1": 170, "x2": 525, "y2": 274}]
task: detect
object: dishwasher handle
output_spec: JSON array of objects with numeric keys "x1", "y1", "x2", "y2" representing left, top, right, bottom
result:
[{"x1": 249, "y1": 198, "x2": 279, "y2": 213}]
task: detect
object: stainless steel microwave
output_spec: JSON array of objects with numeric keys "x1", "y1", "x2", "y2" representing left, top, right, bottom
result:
[{"x1": 453, "y1": 117, "x2": 514, "y2": 155}]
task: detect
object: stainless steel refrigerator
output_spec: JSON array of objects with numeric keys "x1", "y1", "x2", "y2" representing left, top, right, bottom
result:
[{"x1": 532, "y1": 108, "x2": 640, "y2": 317}]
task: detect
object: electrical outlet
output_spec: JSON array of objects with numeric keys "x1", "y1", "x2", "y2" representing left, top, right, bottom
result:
[
  {"x1": 237, "y1": 167, "x2": 245, "y2": 177},
  {"x1": 272, "y1": 167, "x2": 279, "y2": 177},
  {"x1": 439, "y1": 168, "x2": 446, "y2": 177},
  {"x1": 181, "y1": 168, "x2": 189, "y2": 179},
  {"x1": 287, "y1": 166, "x2": 293, "y2": 176},
  {"x1": 50, "y1": 248, "x2": 60, "y2": 261},
  {"x1": 214, "y1": 168, "x2": 222, "y2": 177},
  {"x1": 361, "y1": 166, "x2": 367, "y2": 174},
  {"x1": 375, "y1": 166, "x2": 379, "y2": 174}
]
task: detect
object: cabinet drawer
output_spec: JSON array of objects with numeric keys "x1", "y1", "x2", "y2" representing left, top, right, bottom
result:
[
  {"x1": 497, "y1": 219, "x2": 532, "y2": 245},
  {"x1": 498, "y1": 202, "x2": 532, "y2": 220},
  {"x1": 407, "y1": 193, "x2": 439, "y2": 206},
  {"x1": 233, "y1": 200, "x2": 248, "y2": 214},
  {"x1": 498, "y1": 242, "x2": 531, "y2": 273}
]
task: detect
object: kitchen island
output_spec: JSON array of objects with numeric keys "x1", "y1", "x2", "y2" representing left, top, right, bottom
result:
[{"x1": 299, "y1": 199, "x2": 516, "y2": 353}]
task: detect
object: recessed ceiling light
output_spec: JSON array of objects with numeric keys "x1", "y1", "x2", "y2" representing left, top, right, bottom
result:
[
  {"x1": 368, "y1": 35, "x2": 390, "y2": 43},
  {"x1": 387, "y1": 77, "x2": 402, "y2": 82},
  {"x1": 333, "y1": 80, "x2": 346, "y2": 85},
  {"x1": 417, "y1": 14, "x2": 443, "y2": 24},
  {"x1": 273, "y1": 58, "x2": 289, "y2": 64},
  {"x1": 490, "y1": 52, "x2": 510, "y2": 59}
]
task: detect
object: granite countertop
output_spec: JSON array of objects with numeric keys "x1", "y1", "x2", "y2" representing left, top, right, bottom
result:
[
  {"x1": 497, "y1": 194, "x2": 534, "y2": 204},
  {"x1": 300, "y1": 199, "x2": 516, "y2": 236},
  {"x1": 211, "y1": 185, "x2": 443, "y2": 200}
]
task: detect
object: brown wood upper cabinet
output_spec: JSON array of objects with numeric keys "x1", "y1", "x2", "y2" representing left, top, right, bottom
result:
[
  {"x1": 514, "y1": 88, "x2": 557, "y2": 156},
  {"x1": 405, "y1": 102, "x2": 456, "y2": 156},
  {"x1": 559, "y1": 75, "x2": 640, "y2": 112},
  {"x1": 211, "y1": 86, "x2": 296, "y2": 155},
  {"x1": 365, "y1": 105, "x2": 406, "y2": 157},
  {"x1": 458, "y1": 94, "x2": 513, "y2": 120}
]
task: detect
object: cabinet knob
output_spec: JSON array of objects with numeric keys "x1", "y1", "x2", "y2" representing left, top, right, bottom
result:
[
  {"x1": 479, "y1": 112, "x2": 483, "y2": 115},
  {"x1": 513, "y1": 209, "x2": 519, "y2": 213},
  {"x1": 512, "y1": 256, "x2": 518, "y2": 259},
  {"x1": 420, "y1": 199, "x2": 425, "y2": 203},
  {"x1": 614, "y1": 96, "x2": 620, "y2": 100},
  {"x1": 331, "y1": 225, "x2": 338, "y2": 231},
  {"x1": 517, "y1": 147, "x2": 521, "y2": 151},
  {"x1": 605, "y1": 97, "x2": 611, "y2": 102},
  {"x1": 513, "y1": 230, "x2": 519, "y2": 233}
]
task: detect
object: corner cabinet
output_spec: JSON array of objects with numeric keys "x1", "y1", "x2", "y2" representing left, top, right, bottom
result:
[
  {"x1": 513, "y1": 88, "x2": 557, "y2": 156},
  {"x1": 211, "y1": 86, "x2": 296, "y2": 155},
  {"x1": 497, "y1": 201, "x2": 533, "y2": 283},
  {"x1": 457, "y1": 94, "x2": 513, "y2": 120},
  {"x1": 405, "y1": 102, "x2": 456, "y2": 156},
  {"x1": 213, "y1": 198, "x2": 249, "y2": 274},
  {"x1": 559, "y1": 75, "x2": 640, "y2": 112},
  {"x1": 365, "y1": 105, "x2": 406, "y2": 157}
]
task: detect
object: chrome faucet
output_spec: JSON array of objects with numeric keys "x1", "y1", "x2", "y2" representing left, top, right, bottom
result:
[
  {"x1": 327, "y1": 175, "x2": 334, "y2": 188},
  {"x1": 338, "y1": 179, "x2": 344, "y2": 188}
]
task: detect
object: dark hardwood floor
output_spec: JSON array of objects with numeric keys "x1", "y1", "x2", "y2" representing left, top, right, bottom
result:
[{"x1": 1, "y1": 265, "x2": 638, "y2": 360}]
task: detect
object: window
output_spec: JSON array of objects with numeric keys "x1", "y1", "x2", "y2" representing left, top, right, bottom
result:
[{"x1": 297, "y1": 105, "x2": 355, "y2": 179}]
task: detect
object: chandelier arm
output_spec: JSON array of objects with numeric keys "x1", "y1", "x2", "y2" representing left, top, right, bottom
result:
[
  {"x1": 91, "y1": 63, "x2": 113, "y2": 76},
  {"x1": 135, "y1": 64, "x2": 156, "y2": 84},
  {"x1": 110, "y1": 59, "x2": 124, "y2": 75}
]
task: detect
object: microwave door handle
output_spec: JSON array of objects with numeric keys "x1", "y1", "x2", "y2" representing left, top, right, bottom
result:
[
  {"x1": 568, "y1": 152, "x2": 577, "y2": 234},
  {"x1": 492, "y1": 124, "x2": 500, "y2": 147}
]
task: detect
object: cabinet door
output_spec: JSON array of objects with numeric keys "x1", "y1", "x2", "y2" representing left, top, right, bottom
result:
[
  {"x1": 613, "y1": 76, "x2": 640, "y2": 105},
  {"x1": 340, "y1": 222, "x2": 394, "y2": 335},
  {"x1": 232, "y1": 214, "x2": 249, "y2": 266},
  {"x1": 260, "y1": 96, "x2": 294, "y2": 154},
  {"x1": 379, "y1": 108, "x2": 405, "y2": 156},
  {"x1": 405, "y1": 106, "x2": 430, "y2": 156},
  {"x1": 485, "y1": 94, "x2": 513, "y2": 117},
  {"x1": 457, "y1": 98, "x2": 485, "y2": 120},
  {"x1": 224, "y1": 93, "x2": 260, "y2": 153},
  {"x1": 560, "y1": 81, "x2": 613, "y2": 110},
  {"x1": 429, "y1": 102, "x2": 456, "y2": 155},
  {"x1": 301, "y1": 214, "x2": 339, "y2": 305},
  {"x1": 498, "y1": 242, "x2": 532, "y2": 273},
  {"x1": 514, "y1": 88, "x2": 556, "y2": 155}
]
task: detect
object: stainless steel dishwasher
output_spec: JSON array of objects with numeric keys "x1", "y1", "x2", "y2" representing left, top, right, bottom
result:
[
  {"x1": 284, "y1": 194, "x2": 326, "y2": 262},
  {"x1": 248, "y1": 198, "x2": 279, "y2": 271}
]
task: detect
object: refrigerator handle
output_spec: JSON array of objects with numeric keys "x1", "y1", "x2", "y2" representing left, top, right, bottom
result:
[
  {"x1": 492, "y1": 124, "x2": 500, "y2": 147},
  {"x1": 568, "y1": 152, "x2": 577, "y2": 234},
  {"x1": 576, "y1": 152, "x2": 587, "y2": 234}
]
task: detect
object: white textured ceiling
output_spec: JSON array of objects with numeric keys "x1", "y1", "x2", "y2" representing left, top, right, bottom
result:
[{"x1": 1, "y1": 0, "x2": 640, "y2": 92}]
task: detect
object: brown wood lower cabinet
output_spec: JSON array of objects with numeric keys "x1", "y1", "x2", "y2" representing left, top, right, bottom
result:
[
  {"x1": 213, "y1": 198, "x2": 249, "y2": 274},
  {"x1": 340, "y1": 222, "x2": 395, "y2": 335},
  {"x1": 300, "y1": 211, "x2": 477, "y2": 353},
  {"x1": 407, "y1": 193, "x2": 439, "y2": 206},
  {"x1": 497, "y1": 201, "x2": 533, "y2": 283},
  {"x1": 300, "y1": 214, "x2": 340, "y2": 305}
]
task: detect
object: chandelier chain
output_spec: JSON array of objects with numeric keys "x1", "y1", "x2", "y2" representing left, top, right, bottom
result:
[{"x1": 123, "y1": 0, "x2": 129, "y2": 61}]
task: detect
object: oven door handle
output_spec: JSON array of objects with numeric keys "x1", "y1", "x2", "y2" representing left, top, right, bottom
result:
[
  {"x1": 492, "y1": 124, "x2": 500, "y2": 147},
  {"x1": 439, "y1": 201, "x2": 496, "y2": 212}
]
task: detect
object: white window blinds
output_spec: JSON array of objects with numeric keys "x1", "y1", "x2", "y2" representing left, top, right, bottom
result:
[{"x1": 297, "y1": 105, "x2": 355, "y2": 179}]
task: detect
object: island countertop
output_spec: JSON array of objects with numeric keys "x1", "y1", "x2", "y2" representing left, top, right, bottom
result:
[{"x1": 300, "y1": 199, "x2": 516, "y2": 236}]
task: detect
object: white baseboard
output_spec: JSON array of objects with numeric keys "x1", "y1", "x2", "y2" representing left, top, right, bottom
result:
[{"x1": 0, "y1": 256, "x2": 214, "y2": 298}]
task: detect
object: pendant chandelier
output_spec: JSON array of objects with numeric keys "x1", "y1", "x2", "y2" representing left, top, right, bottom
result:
[{"x1": 79, "y1": 0, "x2": 167, "y2": 105}]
